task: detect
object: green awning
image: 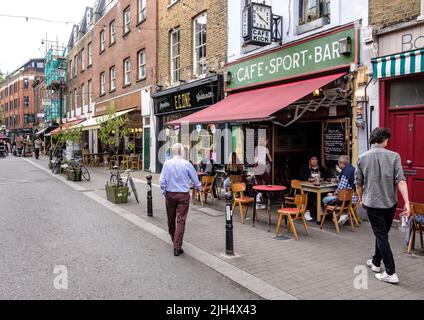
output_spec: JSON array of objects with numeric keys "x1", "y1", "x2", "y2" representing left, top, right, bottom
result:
[{"x1": 372, "y1": 48, "x2": 424, "y2": 79}]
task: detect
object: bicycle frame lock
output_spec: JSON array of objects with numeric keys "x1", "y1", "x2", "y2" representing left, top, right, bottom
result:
[
  {"x1": 146, "y1": 175, "x2": 153, "y2": 217},
  {"x1": 225, "y1": 192, "x2": 234, "y2": 255}
]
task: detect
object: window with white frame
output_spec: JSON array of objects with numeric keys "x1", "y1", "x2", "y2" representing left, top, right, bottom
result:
[
  {"x1": 110, "y1": 66, "x2": 116, "y2": 91},
  {"x1": 81, "y1": 84, "x2": 85, "y2": 109},
  {"x1": 81, "y1": 48, "x2": 85, "y2": 70},
  {"x1": 170, "y1": 28, "x2": 180, "y2": 84},
  {"x1": 100, "y1": 30, "x2": 106, "y2": 52},
  {"x1": 100, "y1": 72, "x2": 106, "y2": 95},
  {"x1": 88, "y1": 42, "x2": 93, "y2": 66},
  {"x1": 193, "y1": 13, "x2": 207, "y2": 77},
  {"x1": 124, "y1": 7, "x2": 131, "y2": 34},
  {"x1": 298, "y1": 0, "x2": 330, "y2": 26},
  {"x1": 110, "y1": 20, "x2": 116, "y2": 44},
  {"x1": 124, "y1": 58, "x2": 131, "y2": 85},
  {"x1": 88, "y1": 79, "x2": 92, "y2": 112},
  {"x1": 138, "y1": 0, "x2": 146, "y2": 23},
  {"x1": 138, "y1": 49, "x2": 146, "y2": 80}
]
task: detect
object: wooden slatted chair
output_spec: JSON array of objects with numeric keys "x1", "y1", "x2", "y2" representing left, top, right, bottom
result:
[
  {"x1": 285, "y1": 180, "x2": 304, "y2": 207},
  {"x1": 275, "y1": 193, "x2": 309, "y2": 240},
  {"x1": 408, "y1": 203, "x2": 424, "y2": 254},
  {"x1": 320, "y1": 190, "x2": 356, "y2": 234},
  {"x1": 232, "y1": 183, "x2": 255, "y2": 224},
  {"x1": 350, "y1": 190, "x2": 361, "y2": 227},
  {"x1": 225, "y1": 175, "x2": 244, "y2": 192},
  {"x1": 194, "y1": 176, "x2": 215, "y2": 207}
]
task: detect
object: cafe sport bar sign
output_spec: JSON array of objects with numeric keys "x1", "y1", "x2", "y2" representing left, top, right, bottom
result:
[{"x1": 227, "y1": 25, "x2": 358, "y2": 90}]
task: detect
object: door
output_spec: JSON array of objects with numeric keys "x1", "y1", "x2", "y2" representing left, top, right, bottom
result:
[
  {"x1": 143, "y1": 127, "x2": 150, "y2": 172},
  {"x1": 388, "y1": 109, "x2": 424, "y2": 216}
]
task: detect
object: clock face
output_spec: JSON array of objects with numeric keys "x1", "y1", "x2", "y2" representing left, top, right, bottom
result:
[{"x1": 252, "y1": 4, "x2": 271, "y2": 30}]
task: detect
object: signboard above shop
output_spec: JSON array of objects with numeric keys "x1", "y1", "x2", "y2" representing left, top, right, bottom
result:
[{"x1": 226, "y1": 24, "x2": 358, "y2": 91}]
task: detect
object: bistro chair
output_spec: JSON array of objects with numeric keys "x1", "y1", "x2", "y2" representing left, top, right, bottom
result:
[
  {"x1": 285, "y1": 180, "x2": 304, "y2": 207},
  {"x1": 194, "y1": 176, "x2": 216, "y2": 207},
  {"x1": 320, "y1": 190, "x2": 356, "y2": 234},
  {"x1": 275, "y1": 193, "x2": 309, "y2": 240},
  {"x1": 225, "y1": 175, "x2": 244, "y2": 193},
  {"x1": 108, "y1": 155, "x2": 119, "y2": 170},
  {"x1": 350, "y1": 190, "x2": 362, "y2": 227},
  {"x1": 232, "y1": 183, "x2": 255, "y2": 224},
  {"x1": 130, "y1": 154, "x2": 141, "y2": 171},
  {"x1": 408, "y1": 203, "x2": 424, "y2": 254}
]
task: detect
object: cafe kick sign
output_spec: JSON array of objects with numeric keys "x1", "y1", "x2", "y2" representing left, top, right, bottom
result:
[{"x1": 226, "y1": 25, "x2": 358, "y2": 91}]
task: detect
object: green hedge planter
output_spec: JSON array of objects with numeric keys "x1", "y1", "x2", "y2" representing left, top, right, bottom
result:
[
  {"x1": 67, "y1": 168, "x2": 82, "y2": 181},
  {"x1": 106, "y1": 185, "x2": 129, "y2": 204}
]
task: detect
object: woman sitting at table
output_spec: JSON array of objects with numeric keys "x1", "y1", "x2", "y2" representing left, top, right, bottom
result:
[{"x1": 223, "y1": 152, "x2": 244, "y2": 191}]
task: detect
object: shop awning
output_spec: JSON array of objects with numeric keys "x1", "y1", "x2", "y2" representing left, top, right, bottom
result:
[
  {"x1": 50, "y1": 119, "x2": 85, "y2": 135},
  {"x1": 167, "y1": 72, "x2": 346, "y2": 125},
  {"x1": 76, "y1": 108, "x2": 136, "y2": 131},
  {"x1": 372, "y1": 48, "x2": 424, "y2": 79},
  {"x1": 35, "y1": 126, "x2": 57, "y2": 136}
]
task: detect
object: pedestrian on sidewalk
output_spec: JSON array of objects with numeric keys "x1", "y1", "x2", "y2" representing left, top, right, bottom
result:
[
  {"x1": 160, "y1": 143, "x2": 201, "y2": 257},
  {"x1": 34, "y1": 136, "x2": 42, "y2": 160},
  {"x1": 355, "y1": 128, "x2": 410, "y2": 284}
]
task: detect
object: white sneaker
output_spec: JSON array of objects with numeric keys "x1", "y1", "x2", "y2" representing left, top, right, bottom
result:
[
  {"x1": 304, "y1": 211, "x2": 313, "y2": 221},
  {"x1": 375, "y1": 272, "x2": 399, "y2": 284},
  {"x1": 367, "y1": 260, "x2": 381, "y2": 273},
  {"x1": 338, "y1": 214, "x2": 349, "y2": 226}
]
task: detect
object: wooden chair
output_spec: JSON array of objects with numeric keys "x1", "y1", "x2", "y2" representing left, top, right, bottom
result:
[
  {"x1": 285, "y1": 180, "x2": 304, "y2": 207},
  {"x1": 108, "y1": 155, "x2": 119, "y2": 170},
  {"x1": 232, "y1": 183, "x2": 255, "y2": 224},
  {"x1": 225, "y1": 175, "x2": 244, "y2": 192},
  {"x1": 320, "y1": 190, "x2": 356, "y2": 234},
  {"x1": 194, "y1": 176, "x2": 215, "y2": 207},
  {"x1": 130, "y1": 155, "x2": 141, "y2": 171},
  {"x1": 120, "y1": 155, "x2": 130, "y2": 171},
  {"x1": 408, "y1": 203, "x2": 424, "y2": 254},
  {"x1": 276, "y1": 194, "x2": 309, "y2": 240},
  {"x1": 350, "y1": 190, "x2": 362, "y2": 227}
]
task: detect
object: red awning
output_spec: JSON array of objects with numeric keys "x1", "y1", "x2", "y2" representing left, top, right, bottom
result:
[
  {"x1": 168, "y1": 72, "x2": 346, "y2": 125},
  {"x1": 50, "y1": 119, "x2": 85, "y2": 135}
]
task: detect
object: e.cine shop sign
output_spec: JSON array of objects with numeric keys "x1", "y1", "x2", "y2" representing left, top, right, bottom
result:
[{"x1": 227, "y1": 27, "x2": 357, "y2": 90}]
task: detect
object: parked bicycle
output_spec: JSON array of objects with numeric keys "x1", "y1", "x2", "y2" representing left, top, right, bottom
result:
[
  {"x1": 70, "y1": 157, "x2": 91, "y2": 182},
  {"x1": 109, "y1": 166, "x2": 139, "y2": 203}
]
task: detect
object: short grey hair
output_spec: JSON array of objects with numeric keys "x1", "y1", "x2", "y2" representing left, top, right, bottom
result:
[
  {"x1": 338, "y1": 155, "x2": 350, "y2": 165},
  {"x1": 172, "y1": 143, "x2": 185, "y2": 158}
]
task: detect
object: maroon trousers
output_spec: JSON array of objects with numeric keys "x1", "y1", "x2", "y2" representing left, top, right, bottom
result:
[{"x1": 165, "y1": 192, "x2": 190, "y2": 250}]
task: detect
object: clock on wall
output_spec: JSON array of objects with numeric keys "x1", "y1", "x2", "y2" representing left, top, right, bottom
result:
[{"x1": 242, "y1": 3, "x2": 273, "y2": 46}]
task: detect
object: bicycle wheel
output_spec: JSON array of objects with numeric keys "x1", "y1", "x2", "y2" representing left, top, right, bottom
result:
[
  {"x1": 129, "y1": 177, "x2": 139, "y2": 204},
  {"x1": 80, "y1": 166, "x2": 90, "y2": 181}
]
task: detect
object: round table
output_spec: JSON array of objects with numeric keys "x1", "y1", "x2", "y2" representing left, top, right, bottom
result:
[{"x1": 252, "y1": 185, "x2": 287, "y2": 232}]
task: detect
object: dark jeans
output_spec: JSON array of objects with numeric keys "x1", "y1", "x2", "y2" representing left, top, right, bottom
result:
[
  {"x1": 366, "y1": 205, "x2": 397, "y2": 275},
  {"x1": 35, "y1": 148, "x2": 40, "y2": 159},
  {"x1": 165, "y1": 192, "x2": 190, "y2": 250}
]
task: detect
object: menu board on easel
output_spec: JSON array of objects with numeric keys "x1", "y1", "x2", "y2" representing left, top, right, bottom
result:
[{"x1": 322, "y1": 119, "x2": 350, "y2": 170}]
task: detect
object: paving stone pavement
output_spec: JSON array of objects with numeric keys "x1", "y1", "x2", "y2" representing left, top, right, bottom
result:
[{"x1": 31, "y1": 156, "x2": 424, "y2": 300}]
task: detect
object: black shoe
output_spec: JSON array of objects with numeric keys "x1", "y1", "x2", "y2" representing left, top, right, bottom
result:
[{"x1": 174, "y1": 248, "x2": 184, "y2": 256}]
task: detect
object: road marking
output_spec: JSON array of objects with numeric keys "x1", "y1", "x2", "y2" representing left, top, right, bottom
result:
[{"x1": 23, "y1": 158, "x2": 297, "y2": 300}]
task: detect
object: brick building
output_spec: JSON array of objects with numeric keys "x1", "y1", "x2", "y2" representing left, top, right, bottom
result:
[
  {"x1": 369, "y1": 0, "x2": 424, "y2": 210},
  {"x1": 0, "y1": 59, "x2": 45, "y2": 142},
  {"x1": 152, "y1": 0, "x2": 228, "y2": 171},
  {"x1": 66, "y1": 0, "x2": 157, "y2": 169}
]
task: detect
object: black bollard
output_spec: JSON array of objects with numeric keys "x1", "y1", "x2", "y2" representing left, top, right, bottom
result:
[
  {"x1": 225, "y1": 192, "x2": 234, "y2": 255},
  {"x1": 147, "y1": 175, "x2": 153, "y2": 217}
]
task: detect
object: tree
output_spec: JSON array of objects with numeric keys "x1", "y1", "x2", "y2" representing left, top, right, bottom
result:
[{"x1": 97, "y1": 104, "x2": 131, "y2": 157}]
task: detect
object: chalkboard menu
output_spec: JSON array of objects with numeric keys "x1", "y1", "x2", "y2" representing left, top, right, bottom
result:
[{"x1": 323, "y1": 122, "x2": 346, "y2": 169}]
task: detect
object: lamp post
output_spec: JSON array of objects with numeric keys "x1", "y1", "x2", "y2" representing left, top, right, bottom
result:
[{"x1": 57, "y1": 66, "x2": 66, "y2": 130}]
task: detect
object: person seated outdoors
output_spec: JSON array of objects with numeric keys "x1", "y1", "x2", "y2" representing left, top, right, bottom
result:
[
  {"x1": 299, "y1": 155, "x2": 329, "y2": 221},
  {"x1": 322, "y1": 155, "x2": 357, "y2": 226},
  {"x1": 223, "y1": 152, "x2": 244, "y2": 191},
  {"x1": 200, "y1": 149, "x2": 219, "y2": 198}
]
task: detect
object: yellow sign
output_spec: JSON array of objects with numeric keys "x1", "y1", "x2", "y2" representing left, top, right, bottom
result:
[{"x1": 174, "y1": 92, "x2": 191, "y2": 110}]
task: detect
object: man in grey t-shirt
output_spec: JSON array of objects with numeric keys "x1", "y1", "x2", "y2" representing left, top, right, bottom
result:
[{"x1": 356, "y1": 128, "x2": 410, "y2": 284}]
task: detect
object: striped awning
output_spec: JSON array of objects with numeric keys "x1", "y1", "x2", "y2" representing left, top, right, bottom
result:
[{"x1": 372, "y1": 48, "x2": 424, "y2": 79}]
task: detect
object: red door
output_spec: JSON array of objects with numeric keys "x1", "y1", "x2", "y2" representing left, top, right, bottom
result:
[{"x1": 388, "y1": 109, "x2": 424, "y2": 217}]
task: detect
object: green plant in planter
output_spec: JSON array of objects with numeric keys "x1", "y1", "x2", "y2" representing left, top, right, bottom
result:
[
  {"x1": 105, "y1": 184, "x2": 129, "y2": 204},
  {"x1": 67, "y1": 167, "x2": 82, "y2": 181}
]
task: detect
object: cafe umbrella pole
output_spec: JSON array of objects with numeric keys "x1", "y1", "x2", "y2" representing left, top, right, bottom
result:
[
  {"x1": 225, "y1": 192, "x2": 234, "y2": 255},
  {"x1": 147, "y1": 175, "x2": 153, "y2": 217}
]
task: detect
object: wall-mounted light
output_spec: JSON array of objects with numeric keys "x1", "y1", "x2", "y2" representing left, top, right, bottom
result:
[
  {"x1": 313, "y1": 88, "x2": 321, "y2": 97},
  {"x1": 339, "y1": 37, "x2": 352, "y2": 55},
  {"x1": 224, "y1": 71, "x2": 232, "y2": 84}
]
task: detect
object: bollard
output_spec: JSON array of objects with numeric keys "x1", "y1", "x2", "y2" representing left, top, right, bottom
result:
[
  {"x1": 147, "y1": 175, "x2": 153, "y2": 217},
  {"x1": 225, "y1": 192, "x2": 234, "y2": 255}
]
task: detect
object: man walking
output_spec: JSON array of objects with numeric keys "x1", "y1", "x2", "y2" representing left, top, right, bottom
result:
[
  {"x1": 34, "y1": 136, "x2": 42, "y2": 160},
  {"x1": 356, "y1": 128, "x2": 410, "y2": 284},
  {"x1": 160, "y1": 143, "x2": 201, "y2": 256}
]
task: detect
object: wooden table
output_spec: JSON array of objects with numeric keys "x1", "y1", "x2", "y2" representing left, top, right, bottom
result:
[
  {"x1": 300, "y1": 182, "x2": 338, "y2": 223},
  {"x1": 252, "y1": 185, "x2": 287, "y2": 232}
]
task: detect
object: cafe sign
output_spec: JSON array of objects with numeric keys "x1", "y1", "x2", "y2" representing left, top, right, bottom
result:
[{"x1": 227, "y1": 26, "x2": 358, "y2": 91}]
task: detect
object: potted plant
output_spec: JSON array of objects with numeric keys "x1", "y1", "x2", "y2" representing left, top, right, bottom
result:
[
  {"x1": 67, "y1": 167, "x2": 82, "y2": 181},
  {"x1": 105, "y1": 182, "x2": 129, "y2": 204}
]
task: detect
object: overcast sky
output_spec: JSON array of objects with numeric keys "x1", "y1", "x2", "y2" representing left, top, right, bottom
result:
[{"x1": 0, "y1": 0, "x2": 94, "y2": 74}]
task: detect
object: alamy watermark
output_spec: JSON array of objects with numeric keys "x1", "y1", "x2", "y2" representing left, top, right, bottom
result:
[
  {"x1": 353, "y1": 265, "x2": 368, "y2": 290},
  {"x1": 53, "y1": 265, "x2": 68, "y2": 290}
]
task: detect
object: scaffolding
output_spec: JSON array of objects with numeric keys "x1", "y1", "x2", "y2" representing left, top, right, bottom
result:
[{"x1": 44, "y1": 45, "x2": 67, "y2": 124}]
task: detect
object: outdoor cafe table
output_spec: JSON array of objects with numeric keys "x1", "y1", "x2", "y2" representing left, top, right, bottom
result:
[
  {"x1": 252, "y1": 185, "x2": 287, "y2": 232},
  {"x1": 300, "y1": 181, "x2": 338, "y2": 223}
]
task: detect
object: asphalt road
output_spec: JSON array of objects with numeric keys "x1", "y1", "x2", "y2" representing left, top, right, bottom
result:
[{"x1": 0, "y1": 157, "x2": 259, "y2": 300}]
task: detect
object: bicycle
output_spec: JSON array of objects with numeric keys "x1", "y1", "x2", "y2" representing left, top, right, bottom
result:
[
  {"x1": 109, "y1": 166, "x2": 139, "y2": 203},
  {"x1": 70, "y1": 157, "x2": 91, "y2": 182}
]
